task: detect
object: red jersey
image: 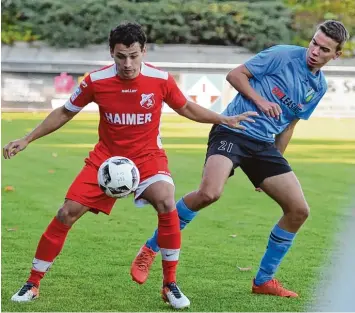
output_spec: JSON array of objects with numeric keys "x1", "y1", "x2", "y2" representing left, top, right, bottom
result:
[{"x1": 64, "y1": 63, "x2": 187, "y2": 164}]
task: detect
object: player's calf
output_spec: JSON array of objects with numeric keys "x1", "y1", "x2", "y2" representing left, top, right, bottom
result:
[
  {"x1": 131, "y1": 198, "x2": 198, "y2": 284},
  {"x1": 12, "y1": 200, "x2": 89, "y2": 302},
  {"x1": 139, "y1": 181, "x2": 182, "y2": 286}
]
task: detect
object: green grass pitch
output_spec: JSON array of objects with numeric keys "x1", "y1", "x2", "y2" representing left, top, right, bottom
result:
[{"x1": 2, "y1": 113, "x2": 354, "y2": 312}]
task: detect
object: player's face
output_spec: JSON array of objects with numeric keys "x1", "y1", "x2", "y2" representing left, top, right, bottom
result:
[
  {"x1": 110, "y1": 42, "x2": 146, "y2": 79},
  {"x1": 306, "y1": 30, "x2": 342, "y2": 72}
]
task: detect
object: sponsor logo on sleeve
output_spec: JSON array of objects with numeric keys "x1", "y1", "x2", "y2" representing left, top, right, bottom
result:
[{"x1": 70, "y1": 87, "x2": 82, "y2": 102}]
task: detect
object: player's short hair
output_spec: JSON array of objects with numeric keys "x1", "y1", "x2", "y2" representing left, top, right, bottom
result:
[
  {"x1": 109, "y1": 21, "x2": 147, "y2": 51},
  {"x1": 317, "y1": 20, "x2": 350, "y2": 51}
]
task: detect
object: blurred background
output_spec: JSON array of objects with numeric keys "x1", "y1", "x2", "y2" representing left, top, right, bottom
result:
[
  {"x1": 1, "y1": 1, "x2": 355, "y2": 312},
  {"x1": 1, "y1": 0, "x2": 355, "y2": 141}
]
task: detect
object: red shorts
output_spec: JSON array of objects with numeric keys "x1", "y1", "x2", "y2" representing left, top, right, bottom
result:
[{"x1": 66, "y1": 148, "x2": 173, "y2": 215}]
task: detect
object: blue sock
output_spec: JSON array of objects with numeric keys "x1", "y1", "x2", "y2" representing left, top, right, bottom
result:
[
  {"x1": 255, "y1": 224, "x2": 296, "y2": 286},
  {"x1": 176, "y1": 198, "x2": 198, "y2": 230},
  {"x1": 145, "y1": 198, "x2": 198, "y2": 252}
]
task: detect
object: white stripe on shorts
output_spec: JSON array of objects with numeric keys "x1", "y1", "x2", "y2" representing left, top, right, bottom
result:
[{"x1": 134, "y1": 174, "x2": 174, "y2": 207}]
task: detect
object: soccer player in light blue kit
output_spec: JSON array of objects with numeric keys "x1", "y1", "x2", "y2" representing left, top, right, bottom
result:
[{"x1": 131, "y1": 20, "x2": 349, "y2": 297}]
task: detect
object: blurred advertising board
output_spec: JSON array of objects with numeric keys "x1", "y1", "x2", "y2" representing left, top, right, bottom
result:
[{"x1": 2, "y1": 71, "x2": 355, "y2": 118}]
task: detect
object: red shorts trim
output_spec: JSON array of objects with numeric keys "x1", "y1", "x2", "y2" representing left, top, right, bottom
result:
[{"x1": 66, "y1": 152, "x2": 171, "y2": 215}]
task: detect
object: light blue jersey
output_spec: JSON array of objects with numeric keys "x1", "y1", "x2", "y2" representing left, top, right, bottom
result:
[{"x1": 222, "y1": 45, "x2": 328, "y2": 142}]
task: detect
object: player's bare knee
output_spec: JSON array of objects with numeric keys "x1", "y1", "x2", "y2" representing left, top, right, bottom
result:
[
  {"x1": 56, "y1": 207, "x2": 72, "y2": 226},
  {"x1": 288, "y1": 204, "x2": 310, "y2": 225},
  {"x1": 198, "y1": 188, "x2": 221, "y2": 206},
  {"x1": 153, "y1": 197, "x2": 176, "y2": 214},
  {"x1": 298, "y1": 205, "x2": 310, "y2": 221},
  {"x1": 56, "y1": 200, "x2": 87, "y2": 226}
]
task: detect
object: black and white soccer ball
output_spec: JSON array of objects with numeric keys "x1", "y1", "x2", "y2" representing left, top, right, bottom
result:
[{"x1": 97, "y1": 156, "x2": 140, "y2": 198}]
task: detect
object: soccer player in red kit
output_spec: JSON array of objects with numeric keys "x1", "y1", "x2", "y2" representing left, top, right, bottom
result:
[{"x1": 3, "y1": 22, "x2": 257, "y2": 309}]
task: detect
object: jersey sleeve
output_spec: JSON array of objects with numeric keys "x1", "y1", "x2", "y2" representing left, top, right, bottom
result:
[
  {"x1": 244, "y1": 45, "x2": 287, "y2": 81},
  {"x1": 163, "y1": 74, "x2": 187, "y2": 110},
  {"x1": 298, "y1": 85, "x2": 328, "y2": 120},
  {"x1": 64, "y1": 75, "x2": 94, "y2": 112}
]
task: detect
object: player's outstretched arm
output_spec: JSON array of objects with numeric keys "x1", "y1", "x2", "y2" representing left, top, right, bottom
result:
[
  {"x1": 175, "y1": 100, "x2": 258, "y2": 130},
  {"x1": 3, "y1": 105, "x2": 78, "y2": 159},
  {"x1": 274, "y1": 118, "x2": 300, "y2": 154}
]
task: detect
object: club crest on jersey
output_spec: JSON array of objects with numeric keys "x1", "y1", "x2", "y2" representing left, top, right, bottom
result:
[
  {"x1": 305, "y1": 87, "x2": 315, "y2": 103},
  {"x1": 140, "y1": 93, "x2": 155, "y2": 109}
]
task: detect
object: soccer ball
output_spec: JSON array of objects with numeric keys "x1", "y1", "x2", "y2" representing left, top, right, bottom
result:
[{"x1": 97, "y1": 156, "x2": 140, "y2": 198}]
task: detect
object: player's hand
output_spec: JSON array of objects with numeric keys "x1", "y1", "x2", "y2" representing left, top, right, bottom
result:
[
  {"x1": 222, "y1": 111, "x2": 259, "y2": 130},
  {"x1": 3, "y1": 138, "x2": 29, "y2": 159},
  {"x1": 255, "y1": 187, "x2": 263, "y2": 192},
  {"x1": 256, "y1": 99, "x2": 282, "y2": 119}
]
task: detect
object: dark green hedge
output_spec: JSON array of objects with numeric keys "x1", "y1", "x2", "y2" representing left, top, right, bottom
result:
[
  {"x1": 1, "y1": 0, "x2": 293, "y2": 52},
  {"x1": 1, "y1": 0, "x2": 353, "y2": 55}
]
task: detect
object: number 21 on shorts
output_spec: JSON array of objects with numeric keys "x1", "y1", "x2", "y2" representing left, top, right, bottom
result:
[{"x1": 218, "y1": 141, "x2": 233, "y2": 153}]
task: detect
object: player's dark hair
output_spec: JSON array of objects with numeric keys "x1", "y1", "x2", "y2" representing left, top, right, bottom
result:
[
  {"x1": 109, "y1": 21, "x2": 147, "y2": 51},
  {"x1": 317, "y1": 20, "x2": 350, "y2": 51}
]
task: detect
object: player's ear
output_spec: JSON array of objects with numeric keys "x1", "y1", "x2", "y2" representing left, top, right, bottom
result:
[
  {"x1": 142, "y1": 45, "x2": 147, "y2": 55},
  {"x1": 334, "y1": 50, "x2": 342, "y2": 60},
  {"x1": 110, "y1": 47, "x2": 114, "y2": 59}
]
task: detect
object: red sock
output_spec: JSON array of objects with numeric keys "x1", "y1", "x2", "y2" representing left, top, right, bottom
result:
[
  {"x1": 157, "y1": 209, "x2": 181, "y2": 285},
  {"x1": 27, "y1": 217, "x2": 71, "y2": 286}
]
